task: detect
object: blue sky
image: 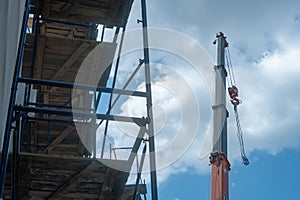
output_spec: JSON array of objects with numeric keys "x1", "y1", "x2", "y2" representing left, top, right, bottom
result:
[
  {"x1": 95, "y1": 0, "x2": 300, "y2": 199},
  {"x1": 158, "y1": 149, "x2": 300, "y2": 200}
]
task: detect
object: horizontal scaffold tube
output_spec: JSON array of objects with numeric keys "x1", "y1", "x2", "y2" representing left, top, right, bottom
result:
[
  {"x1": 18, "y1": 77, "x2": 147, "y2": 97},
  {"x1": 14, "y1": 106, "x2": 148, "y2": 126}
]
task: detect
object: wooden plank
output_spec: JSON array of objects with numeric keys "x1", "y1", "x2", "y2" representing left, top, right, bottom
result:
[
  {"x1": 19, "y1": 155, "x2": 32, "y2": 198},
  {"x1": 41, "y1": 0, "x2": 133, "y2": 26},
  {"x1": 107, "y1": 0, "x2": 122, "y2": 26},
  {"x1": 31, "y1": 122, "x2": 38, "y2": 152},
  {"x1": 76, "y1": 42, "x2": 117, "y2": 86},
  {"x1": 98, "y1": 168, "x2": 113, "y2": 200},
  {"x1": 42, "y1": 0, "x2": 51, "y2": 18},
  {"x1": 53, "y1": 144, "x2": 79, "y2": 148},
  {"x1": 49, "y1": 42, "x2": 90, "y2": 81},
  {"x1": 76, "y1": 119, "x2": 95, "y2": 156},
  {"x1": 47, "y1": 125, "x2": 75, "y2": 152},
  {"x1": 30, "y1": 162, "x2": 87, "y2": 174},
  {"x1": 46, "y1": 23, "x2": 71, "y2": 31},
  {"x1": 47, "y1": 29, "x2": 70, "y2": 35},
  {"x1": 61, "y1": 7, "x2": 108, "y2": 18},
  {"x1": 57, "y1": 0, "x2": 80, "y2": 18},
  {"x1": 40, "y1": 23, "x2": 46, "y2": 36},
  {"x1": 29, "y1": 190, "x2": 52, "y2": 196},
  {"x1": 45, "y1": 41, "x2": 79, "y2": 54},
  {"x1": 34, "y1": 36, "x2": 46, "y2": 79},
  {"x1": 42, "y1": 86, "x2": 49, "y2": 118},
  {"x1": 48, "y1": 161, "x2": 100, "y2": 199},
  {"x1": 63, "y1": 193, "x2": 98, "y2": 198},
  {"x1": 31, "y1": 168, "x2": 75, "y2": 176},
  {"x1": 59, "y1": 0, "x2": 80, "y2": 12}
]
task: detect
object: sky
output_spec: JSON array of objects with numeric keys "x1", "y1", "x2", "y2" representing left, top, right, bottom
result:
[{"x1": 93, "y1": 0, "x2": 300, "y2": 199}]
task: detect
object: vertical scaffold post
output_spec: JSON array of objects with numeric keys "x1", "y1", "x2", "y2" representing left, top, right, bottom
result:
[
  {"x1": 141, "y1": 0, "x2": 159, "y2": 200},
  {"x1": 0, "y1": 0, "x2": 31, "y2": 197},
  {"x1": 12, "y1": 111, "x2": 21, "y2": 199}
]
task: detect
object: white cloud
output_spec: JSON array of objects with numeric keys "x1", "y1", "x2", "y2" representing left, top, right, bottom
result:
[
  {"x1": 100, "y1": 34, "x2": 300, "y2": 185},
  {"x1": 96, "y1": 57, "x2": 213, "y2": 184},
  {"x1": 228, "y1": 35, "x2": 300, "y2": 160},
  {"x1": 96, "y1": 0, "x2": 300, "y2": 186}
]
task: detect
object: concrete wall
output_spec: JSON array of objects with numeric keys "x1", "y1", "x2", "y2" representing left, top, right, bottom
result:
[{"x1": 0, "y1": 0, "x2": 26, "y2": 150}]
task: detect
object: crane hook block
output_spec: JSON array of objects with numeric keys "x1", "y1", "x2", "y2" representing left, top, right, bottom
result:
[
  {"x1": 228, "y1": 86, "x2": 238, "y2": 99},
  {"x1": 228, "y1": 86, "x2": 241, "y2": 106}
]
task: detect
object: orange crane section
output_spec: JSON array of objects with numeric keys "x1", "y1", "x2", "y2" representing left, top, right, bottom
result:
[{"x1": 210, "y1": 152, "x2": 231, "y2": 200}]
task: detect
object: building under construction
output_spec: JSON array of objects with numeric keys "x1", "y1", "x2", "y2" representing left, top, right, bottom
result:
[
  {"x1": 0, "y1": 1, "x2": 250, "y2": 200},
  {"x1": 0, "y1": 0, "x2": 157, "y2": 199}
]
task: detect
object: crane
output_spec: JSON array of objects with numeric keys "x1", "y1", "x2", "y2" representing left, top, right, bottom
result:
[{"x1": 210, "y1": 32, "x2": 249, "y2": 200}]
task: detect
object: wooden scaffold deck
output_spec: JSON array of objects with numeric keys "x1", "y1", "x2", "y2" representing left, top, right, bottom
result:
[{"x1": 2, "y1": 0, "x2": 150, "y2": 199}]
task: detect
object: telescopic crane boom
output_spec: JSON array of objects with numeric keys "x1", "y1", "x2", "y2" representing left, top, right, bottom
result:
[
  {"x1": 210, "y1": 32, "x2": 230, "y2": 200},
  {"x1": 210, "y1": 32, "x2": 249, "y2": 200}
]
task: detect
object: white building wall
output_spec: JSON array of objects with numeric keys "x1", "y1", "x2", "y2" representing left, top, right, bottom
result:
[{"x1": 0, "y1": 0, "x2": 26, "y2": 150}]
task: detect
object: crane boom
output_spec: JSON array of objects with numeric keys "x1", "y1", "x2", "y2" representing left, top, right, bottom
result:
[{"x1": 210, "y1": 32, "x2": 230, "y2": 200}]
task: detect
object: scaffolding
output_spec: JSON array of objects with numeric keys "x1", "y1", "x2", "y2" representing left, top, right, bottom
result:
[{"x1": 0, "y1": 0, "x2": 158, "y2": 199}]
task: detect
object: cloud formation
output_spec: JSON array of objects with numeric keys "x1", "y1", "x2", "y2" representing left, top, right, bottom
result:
[{"x1": 96, "y1": 0, "x2": 300, "y2": 185}]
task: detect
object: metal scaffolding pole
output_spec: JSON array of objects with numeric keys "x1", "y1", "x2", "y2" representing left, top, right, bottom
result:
[
  {"x1": 141, "y1": 0, "x2": 159, "y2": 199},
  {"x1": 0, "y1": 0, "x2": 31, "y2": 197}
]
